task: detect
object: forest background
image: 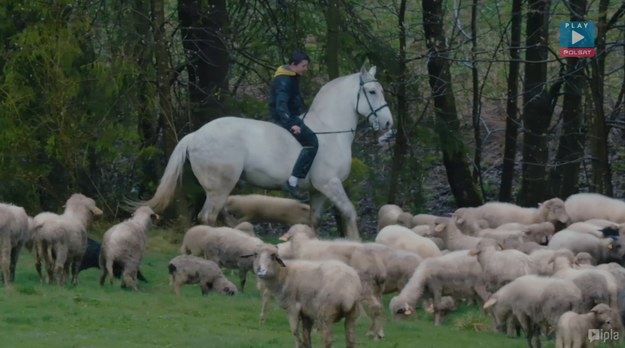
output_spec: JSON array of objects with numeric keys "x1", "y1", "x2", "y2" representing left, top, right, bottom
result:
[{"x1": 0, "y1": 0, "x2": 624, "y2": 238}]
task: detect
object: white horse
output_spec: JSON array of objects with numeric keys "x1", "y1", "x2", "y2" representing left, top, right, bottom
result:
[{"x1": 138, "y1": 65, "x2": 393, "y2": 240}]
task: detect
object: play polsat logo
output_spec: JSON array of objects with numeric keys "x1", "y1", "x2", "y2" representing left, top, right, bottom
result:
[{"x1": 559, "y1": 21, "x2": 595, "y2": 57}]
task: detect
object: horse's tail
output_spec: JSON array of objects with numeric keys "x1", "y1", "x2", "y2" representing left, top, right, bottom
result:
[{"x1": 128, "y1": 133, "x2": 193, "y2": 212}]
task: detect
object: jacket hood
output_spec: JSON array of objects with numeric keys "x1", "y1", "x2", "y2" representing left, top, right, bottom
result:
[{"x1": 273, "y1": 65, "x2": 297, "y2": 77}]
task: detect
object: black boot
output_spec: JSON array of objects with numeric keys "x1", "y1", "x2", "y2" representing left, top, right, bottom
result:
[{"x1": 282, "y1": 183, "x2": 308, "y2": 202}]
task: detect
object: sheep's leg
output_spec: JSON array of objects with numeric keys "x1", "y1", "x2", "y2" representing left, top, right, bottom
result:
[
  {"x1": 239, "y1": 269, "x2": 247, "y2": 292},
  {"x1": 200, "y1": 282, "x2": 210, "y2": 295},
  {"x1": 105, "y1": 259, "x2": 115, "y2": 286},
  {"x1": 54, "y1": 245, "x2": 68, "y2": 286},
  {"x1": 516, "y1": 313, "x2": 535, "y2": 348},
  {"x1": 33, "y1": 242, "x2": 44, "y2": 282},
  {"x1": 362, "y1": 290, "x2": 384, "y2": 339},
  {"x1": 9, "y1": 244, "x2": 22, "y2": 282},
  {"x1": 344, "y1": 307, "x2": 358, "y2": 348},
  {"x1": 259, "y1": 288, "x2": 271, "y2": 324},
  {"x1": 309, "y1": 191, "x2": 327, "y2": 235},
  {"x1": 70, "y1": 255, "x2": 81, "y2": 286},
  {"x1": 0, "y1": 239, "x2": 11, "y2": 286},
  {"x1": 287, "y1": 307, "x2": 303, "y2": 348},
  {"x1": 99, "y1": 266, "x2": 107, "y2": 286},
  {"x1": 301, "y1": 315, "x2": 313, "y2": 348}
]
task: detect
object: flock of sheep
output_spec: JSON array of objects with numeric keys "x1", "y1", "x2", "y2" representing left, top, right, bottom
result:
[{"x1": 2, "y1": 192, "x2": 625, "y2": 347}]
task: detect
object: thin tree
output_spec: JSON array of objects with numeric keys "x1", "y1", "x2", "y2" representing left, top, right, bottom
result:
[
  {"x1": 421, "y1": 0, "x2": 483, "y2": 207},
  {"x1": 499, "y1": 0, "x2": 523, "y2": 202}
]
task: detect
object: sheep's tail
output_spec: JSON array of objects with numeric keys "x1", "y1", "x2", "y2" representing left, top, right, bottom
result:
[{"x1": 126, "y1": 133, "x2": 194, "y2": 212}]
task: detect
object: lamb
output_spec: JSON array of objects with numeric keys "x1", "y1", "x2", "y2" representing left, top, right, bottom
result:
[
  {"x1": 454, "y1": 198, "x2": 569, "y2": 235},
  {"x1": 250, "y1": 243, "x2": 362, "y2": 348},
  {"x1": 483, "y1": 275, "x2": 583, "y2": 348},
  {"x1": 80, "y1": 237, "x2": 148, "y2": 282},
  {"x1": 548, "y1": 230, "x2": 623, "y2": 264},
  {"x1": 432, "y1": 217, "x2": 487, "y2": 251},
  {"x1": 377, "y1": 204, "x2": 404, "y2": 231},
  {"x1": 221, "y1": 194, "x2": 311, "y2": 227},
  {"x1": 480, "y1": 222, "x2": 555, "y2": 246},
  {"x1": 469, "y1": 238, "x2": 535, "y2": 292},
  {"x1": 363, "y1": 243, "x2": 422, "y2": 294},
  {"x1": 567, "y1": 221, "x2": 615, "y2": 239},
  {"x1": 555, "y1": 303, "x2": 613, "y2": 348},
  {"x1": 565, "y1": 192, "x2": 625, "y2": 223},
  {"x1": 194, "y1": 225, "x2": 264, "y2": 291},
  {"x1": 33, "y1": 193, "x2": 103, "y2": 285},
  {"x1": 281, "y1": 224, "x2": 387, "y2": 339},
  {"x1": 396, "y1": 212, "x2": 414, "y2": 228},
  {"x1": 375, "y1": 224, "x2": 442, "y2": 259},
  {"x1": 168, "y1": 255, "x2": 237, "y2": 296},
  {"x1": 99, "y1": 206, "x2": 159, "y2": 290},
  {"x1": 389, "y1": 250, "x2": 490, "y2": 326},
  {"x1": 0, "y1": 203, "x2": 32, "y2": 286}
]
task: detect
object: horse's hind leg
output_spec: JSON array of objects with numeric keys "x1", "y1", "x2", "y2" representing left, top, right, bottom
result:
[
  {"x1": 313, "y1": 177, "x2": 360, "y2": 240},
  {"x1": 193, "y1": 165, "x2": 240, "y2": 225}
]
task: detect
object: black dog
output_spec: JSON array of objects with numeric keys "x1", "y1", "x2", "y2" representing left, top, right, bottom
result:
[{"x1": 81, "y1": 238, "x2": 148, "y2": 282}]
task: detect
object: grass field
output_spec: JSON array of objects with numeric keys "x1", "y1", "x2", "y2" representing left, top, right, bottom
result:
[{"x1": 0, "y1": 229, "x2": 616, "y2": 348}]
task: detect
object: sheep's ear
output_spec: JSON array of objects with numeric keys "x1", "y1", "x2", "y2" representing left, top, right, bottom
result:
[
  {"x1": 274, "y1": 255, "x2": 286, "y2": 267},
  {"x1": 496, "y1": 243, "x2": 504, "y2": 251},
  {"x1": 483, "y1": 298, "x2": 497, "y2": 309},
  {"x1": 278, "y1": 234, "x2": 290, "y2": 242},
  {"x1": 456, "y1": 217, "x2": 465, "y2": 225},
  {"x1": 468, "y1": 249, "x2": 479, "y2": 256},
  {"x1": 240, "y1": 253, "x2": 256, "y2": 259}
]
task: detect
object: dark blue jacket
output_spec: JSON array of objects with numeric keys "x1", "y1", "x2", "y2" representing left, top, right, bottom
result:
[{"x1": 268, "y1": 66, "x2": 305, "y2": 128}]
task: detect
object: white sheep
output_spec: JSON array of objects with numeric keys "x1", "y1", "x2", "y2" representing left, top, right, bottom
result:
[
  {"x1": 33, "y1": 193, "x2": 103, "y2": 285},
  {"x1": 454, "y1": 198, "x2": 569, "y2": 235},
  {"x1": 99, "y1": 206, "x2": 158, "y2": 290},
  {"x1": 364, "y1": 243, "x2": 422, "y2": 294},
  {"x1": 565, "y1": 192, "x2": 625, "y2": 223},
  {"x1": 526, "y1": 248, "x2": 575, "y2": 276},
  {"x1": 375, "y1": 224, "x2": 442, "y2": 259},
  {"x1": 411, "y1": 213, "x2": 443, "y2": 229},
  {"x1": 179, "y1": 221, "x2": 255, "y2": 256},
  {"x1": 548, "y1": 230, "x2": 623, "y2": 264},
  {"x1": 432, "y1": 217, "x2": 486, "y2": 251},
  {"x1": 483, "y1": 275, "x2": 583, "y2": 348},
  {"x1": 377, "y1": 204, "x2": 404, "y2": 231},
  {"x1": 250, "y1": 243, "x2": 362, "y2": 348},
  {"x1": 194, "y1": 225, "x2": 264, "y2": 291},
  {"x1": 0, "y1": 203, "x2": 32, "y2": 286},
  {"x1": 221, "y1": 194, "x2": 311, "y2": 226},
  {"x1": 469, "y1": 238, "x2": 535, "y2": 292},
  {"x1": 555, "y1": 303, "x2": 613, "y2": 348},
  {"x1": 281, "y1": 224, "x2": 387, "y2": 339},
  {"x1": 168, "y1": 255, "x2": 237, "y2": 296},
  {"x1": 389, "y1": 249, "x2": 490, "y2": 326}
]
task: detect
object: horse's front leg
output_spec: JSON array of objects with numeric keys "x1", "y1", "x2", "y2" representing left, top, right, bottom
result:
[{"x1": 314, "y1": 177, "x2": 360, "y2": 240}]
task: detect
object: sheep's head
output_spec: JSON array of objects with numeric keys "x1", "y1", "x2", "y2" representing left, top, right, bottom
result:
[
  {"x1": 389, "y1": 296, "x2": 415, "y2": 318},
  {"x1": 540, "y1": 198, "x2": 569, "y2": 224},
  {"x1": 279, "y1": 224, "x2": 315, "y2": 242},
  {"x1": 214, "y1": 277, "x2": 238, "y2": 296},
  {"x1": 590, "y1": 303, "x2": 613, "y2": 328},
  {"x1": 246, "y1": 244, "x2": 285, "y2": 279}
]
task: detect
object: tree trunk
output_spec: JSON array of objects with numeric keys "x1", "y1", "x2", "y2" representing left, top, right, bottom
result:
[
  {"x1": 388, "y1": 0, "x2": 408, "y2": 203},
  {"x1": 499, "y1": 0, "x2": 522, "y2": 202},
  {"x1": 549, "y1": 0, "x2": 587, "y2": 199},
  {"x1": 178, "y1": 0, "x2": 230, "y2": 130},
  {"x1": 518, "y1": 0, "x2": 551, "y2": 206},
  {"x1": 470, "y1": 0, "x2": 483, "y2": 193},
  {"x1": 588, "y1": 0, "x2": 612, "y2": 195},
  {"x1": 325, "y1": 0, "x2": 341, "y2": 80},
  {"x1": 422, "y1": 0, "x2": 483, "y2": 207}
]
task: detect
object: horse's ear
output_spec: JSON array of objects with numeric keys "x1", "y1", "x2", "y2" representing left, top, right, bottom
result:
[
  {"x1": 360, "y1": 64, "x2": 368, "y2": 75},
  {"x1": 368, "y1": 66, "x2": 377, "y2": 77}
]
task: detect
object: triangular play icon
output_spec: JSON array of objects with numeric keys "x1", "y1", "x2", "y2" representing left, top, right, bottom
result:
[{"x1": 571, "y1": 30, "x2": 584, "y2": 45}]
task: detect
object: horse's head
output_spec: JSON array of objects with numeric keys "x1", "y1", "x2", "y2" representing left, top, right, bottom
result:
[{"x1": 356, "y1": 65, "x2": 393, "y2": 131}]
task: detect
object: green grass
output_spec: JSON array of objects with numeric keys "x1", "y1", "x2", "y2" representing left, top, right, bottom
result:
[{"x1": 0, "y1": 230, "x2": 615, "y2": 347}]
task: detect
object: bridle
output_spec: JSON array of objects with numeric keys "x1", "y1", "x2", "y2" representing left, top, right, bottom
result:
[
  {"x1": 356, "y1": 76, "x2": 389, "y2": 129},
  {"x1": 310, "y1": 75, "x2": 389, "y2": 135}
]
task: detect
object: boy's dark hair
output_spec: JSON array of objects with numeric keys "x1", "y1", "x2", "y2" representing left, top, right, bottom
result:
[{"x1": 289, "y1": 50, "x2": 310, "y2": 65}]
